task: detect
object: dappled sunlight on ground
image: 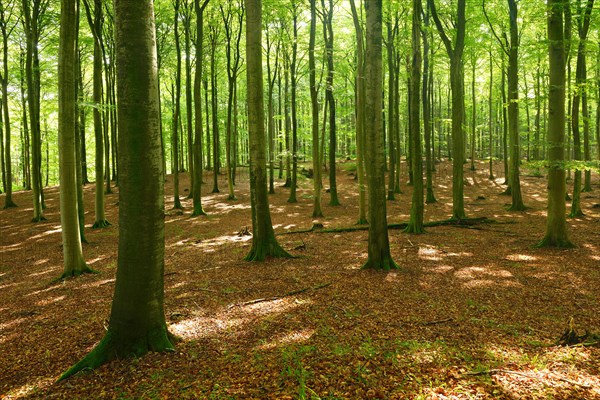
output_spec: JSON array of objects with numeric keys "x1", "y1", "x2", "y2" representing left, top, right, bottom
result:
[{"x1": 1, "y1": 162, "x2": 599, "y2": 398}]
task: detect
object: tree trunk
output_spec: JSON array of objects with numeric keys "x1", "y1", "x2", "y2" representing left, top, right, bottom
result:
[
  {"x1": 287, "y1": 3, "x2": 299, "y2": 203},
  {"x1": 192, "y1": 0, "x2": 209, "y2": 216},
  {"x1": 22, "y1": 0, "x2": 45, "y2": 221},
  {"x1": 309, "y1": 0, "x2": 323, "y2": 218},
  {"x1": 244, "y1": 0, "x2": 291, "y2": 262},
  {"x1": 405, "y1": 0, "x2": 424, "y2": 233},
  {"x1": 385, "y1": 20, "x2": 396, "y2": 200},
  {"x1": 429, "y1": 0, "x2": 466, "y2": 220},
  {"x1": 423, "y1": 10, "x2": 436, "y2": 204},
  {"x1": 0, "y1": 3, "x2": 16, "y2": 208},
  {"x1": 506, "y1": 0, "x2": 525, "y2": 211},
  {"x1": 362, "y1": 0, "x2": 397, "y2": 270},
  {"x1": 171, "y1": 0, "x2": 183, "y2": 209},
  {"x1": 184, "y1": 3, "x2": 194, "y2": 199},
  {"x1": 537, "y1": 0, "x2": 573, "y2": 248},
  {"x1": 349, "y1": 0, "x2": 368, "y2": 225},
  {"x1": 210, "y1": 28, "x2": 220, "y2": 194},
  {"x1": 322, "y1": 0, "x2": 339, "y2": 206},
  {"x1": 58, "y1": 0, "x2": 90, "y2": 278},
  {"x1": 61, "y1": 0, "x2": 174, "y2": 380}
]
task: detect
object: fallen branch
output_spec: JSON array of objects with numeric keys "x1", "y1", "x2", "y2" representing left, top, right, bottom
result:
[
  {"x1": 421, "y1": 317, "x2": 454, "y2": 326},
  {"x1": 228, "y1": 282, "x2": 332, "y2": 309},
  {"x1": 464, "y1": 369, "x2": 592, "y2": 389},
  {"x1": 279, "y1": 217, "x2": 495, "y2": 235}
]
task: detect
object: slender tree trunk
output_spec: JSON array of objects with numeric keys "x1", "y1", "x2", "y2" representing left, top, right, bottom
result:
[
  {"x1": 386, "y1": 21, "x2": 396, "y2": 200},
  {"x1": 172, "y1": 0, "x2": 183, "y2": 209},
  {"x1": 429, "y1": 0, "x2": 466, "y2": 220},
  {"x1": 309, "y1": 0, "x2": 323, "y2": 218},
  {"x1": 84, "y1": 0, "x2": 109, "y2": 228},
  {"x1": 538, "y1": 0, "x2": 573, "y2": 248},
  {"x1": 22, "y1": 0, "x2": 45, "y2": 221},
  {"x1": 488, "y1": 48, "x2": 495, "y2": 180},
  {"x1": 362, "y1": 0, "x2": 397, "y2": 269},
  {"x1": 184, "y1": 3, "x2": 194, "y2": 199},
  {"x1": 0, "y1": 3, "x2": 16, "y2": 208},
  {"x1": 287, "y1": 4, "x2": 299, "y2": 203},
  {"x1": 19, "y1": 50, "x2": 31, "y2": 190},
  {"x1": 244, "y1": 0, "x2": 291, "y2": 262},
  {"x1": 349, "y1": 0, "x2": 368, "y2": 224},
  {"x1": 405, "y1": 0, "x2": 424, "y2": 233},
  {"x1": 506, "y1": 0, "x2": 525, "y2": 211},
  {"x1": 58, "y1": 0, "x2": 90, "y2": 278},
  {"x1": 210, "y1": 30, "x2": 220, "y2": 193},
  {"x1": 423, "y1": 10, "x2": 436, "y2": 204},
  {"x1": 322, "y1": 0, "x2": 339, "y2": 206},
  {"x1": 192, "y1": 0, "x2": 209, "y2": 217}
]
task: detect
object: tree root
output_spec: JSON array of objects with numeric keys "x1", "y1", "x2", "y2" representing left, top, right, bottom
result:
[
  {"x1": 280, "y1": 217, "x2": 495, "y2": 235},
  {"x1": 55, "y1": 266, "x2": 98, "y2": 282},
  {"x1": 92, "y1": 220, "x2": 111, "y2": 229},
  {"x1": 58, "y1": 327, "x2": 175, "y2": 381},
  {"x1": 244, "y1": 240, "x2": 293, "y2": 262},
  {"x1": 361, "y1": 257, "x2": 399, "y2": 270},
  {"x1": 535, "y1": 236, "x2": 575, "y2": 249}
]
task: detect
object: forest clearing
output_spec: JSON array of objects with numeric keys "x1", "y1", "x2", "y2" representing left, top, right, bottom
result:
[{"x1": 1, "y1": 162, "x2": 600, "y2": 399}]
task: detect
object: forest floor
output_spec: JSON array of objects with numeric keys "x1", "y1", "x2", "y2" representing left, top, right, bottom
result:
[{"x1": 1, "y1": 160, "x2": 600, "y2": 400}]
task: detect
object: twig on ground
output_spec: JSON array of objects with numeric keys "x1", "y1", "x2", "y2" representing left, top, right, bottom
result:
[
  {"x1": 227, "y1": 282, "x2": 332, "y2": 309},
  {"x1": 421, "y1": 317, "x2": 454, "y2": 326}
]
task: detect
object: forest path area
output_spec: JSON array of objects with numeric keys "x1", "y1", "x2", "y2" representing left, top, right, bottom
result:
[{"x1": 1, "y1": 160, "x2": 600, "y2": 399}]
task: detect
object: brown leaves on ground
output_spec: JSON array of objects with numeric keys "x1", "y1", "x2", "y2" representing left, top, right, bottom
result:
[{"x1": 1, "y1": 161, "x2": 599, "y2": 399}]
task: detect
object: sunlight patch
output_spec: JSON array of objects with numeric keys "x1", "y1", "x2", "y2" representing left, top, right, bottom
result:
[
  {"x1": 255, "y1": 328, "x2": 315, "y2": 350},
  {"x1": 36, "y1": 295, "x2": 66, "y2": 306},
  {"x1": 506, "y1": 254, "x2": 538, "y2": 262}
]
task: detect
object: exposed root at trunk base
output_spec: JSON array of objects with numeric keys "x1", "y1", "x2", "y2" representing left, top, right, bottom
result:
[
  {"x1": 56, "y1": 266, "x2": 98, "y2": 282},
  {"x1": 58, "y1": 327, "x2": 175, "y2": 381},
  {"x1": 244, "y1": 241, "x2": 293, "y2": 262},
  {"x1": 361, "y1": 257, "x2": 399, "y2": 271},
  {"x1": 535, "y1": 236, "x2": 575, "y2": 249},
  {"x1": 92, "y1": 220, "x2": 111, "y2": 229}
]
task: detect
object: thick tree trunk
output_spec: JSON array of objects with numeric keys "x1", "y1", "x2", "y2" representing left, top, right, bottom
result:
[
  {"x1": 210, "y1": 31, "x2": 220, "y2": 194},
  {"x1": 385, "y1": 21, "x2": 396, "y2": 201},
  {"x1": 538, "y1": 0, "x2": 573, "y2": 248},
  {"x1": 362, "y1": 0, "x2": 397, "y2": 270},
  {"x1": 60, "y1": 0, "x2": 174, "y2": 380}
]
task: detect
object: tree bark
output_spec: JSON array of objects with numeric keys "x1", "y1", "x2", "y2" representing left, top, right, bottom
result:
[
  {"x1": 60, "y1": 0, "x2": 174, "y2": 380},
  {"x1": 537, "y1": 0, "x2": 573, "y2": 248},
  {"x1": 58, "y1": 0, "x2": 90, "y2": 278},
  {"x1": 244, "y1": 0, "x2": 291, "y2": 261},
  {"x1": 309, "y1": 0, "x2": 323, "y2": 218},
  {"x1": 362, "y1": 0, "x2": 397, "y2": 270}
]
